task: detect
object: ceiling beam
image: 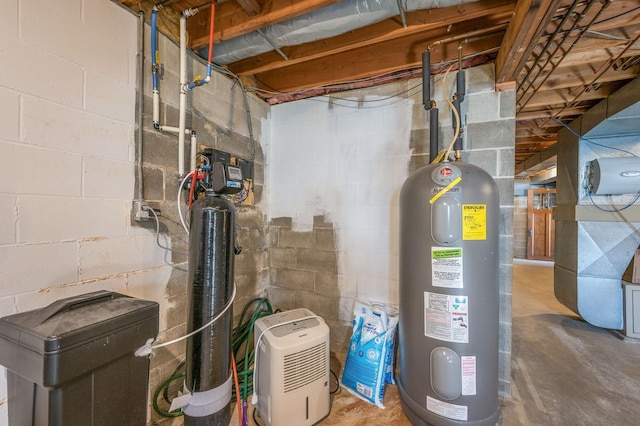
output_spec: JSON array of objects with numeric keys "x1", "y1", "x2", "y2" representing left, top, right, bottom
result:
[
  {"x1": 518, "y1": 29, "x2": 640, "y2": 73},
  {"x1": 536, "y1": 64, "x2": 640, "y2": 91},
  {"x1": 516, "y1": 136, "x2": 557, "y2": 145},
  {"x1": 188, "y1": 0, "x2": 341, "y2": 48},
  {"x1": 235, "y1": 0, "x2": 262, "y2": 16},
  {"x1": 520, "y1": 84, "x2": 616, "y2": 109},
  {"x1": 252, "y1": 19, "x2": 509, "y2": 93},
  {"x1": 515, "y1": 144, "x2": 557, "y2": 175},
  {"x1": 517, "y1": 106, "x2": 590, "y2": 120},
  {"x1": 228, "y1": 0, "x2": 516, "y2": 76},
  {"x1": 517, "y1": 121, "x2": 562, "y2": 132},
  {"x1": 495, "y1": 0, "x2": 561, "y2": 83}
]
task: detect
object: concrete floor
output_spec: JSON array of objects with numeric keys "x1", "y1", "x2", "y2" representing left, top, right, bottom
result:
[
  {"x1": 229, "y1": 259, "x2": 640, "y2": 425},
  {"x1": 501, "y1": 259, "x2": 640, "y2": 425},
  {"x1": 322, "y1": 259, "x2": 640, "y2": 425}
]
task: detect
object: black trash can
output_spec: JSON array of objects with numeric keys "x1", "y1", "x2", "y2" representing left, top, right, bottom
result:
[{"x1": 0, "y1": 290, "x2": 159, "y2": 426}]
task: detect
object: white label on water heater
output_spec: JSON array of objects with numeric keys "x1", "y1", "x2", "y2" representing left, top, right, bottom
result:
[
  {"x1": 431, "y1": 247, "x2": 463, "y2": 288},
  {"x1": 424, "y1": 292, "x2": 469, "y2": 343},
  {"x1": 427, "y1": 396, "x2": 468, "y2": 421},
  {"x1": 461, "y1": 356, "x2": 477, "y2": 396}
]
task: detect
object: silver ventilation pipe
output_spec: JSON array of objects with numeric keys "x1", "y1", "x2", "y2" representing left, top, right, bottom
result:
[{"x1": 206, "y1": 0, "x2": 479, "y2": 64}]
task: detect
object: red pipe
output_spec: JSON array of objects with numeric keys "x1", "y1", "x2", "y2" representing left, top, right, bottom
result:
[
  {"x1": 207, "y1": 1, "x2": 216, "y2": 64},
  {"x1": 188, "y1": 170, "x2": 197, "y2": 207}
]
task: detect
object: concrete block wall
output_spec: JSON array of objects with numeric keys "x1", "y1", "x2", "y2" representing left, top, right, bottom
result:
[
  {"x1": 268, "y1": 216, "x2": 353, "y2": 349},
  {"x1": 268, "y1": 85, "x2": 414, "y2": 357},
  {"x1": 0, "y1": 1, "x2": 143, "y2": 423},
  {"x1": 514, "y1": 195, "x2": 528, "y2": 258},
  {"x1": 269, "y1": 64, "x2": 515, "y2": 396},
  {"x1": 0, "y1": 2, "x2": 269, "y2": 425},
  {"x1": 135, "y1": 12, "x2": 270, "y2": 425}
]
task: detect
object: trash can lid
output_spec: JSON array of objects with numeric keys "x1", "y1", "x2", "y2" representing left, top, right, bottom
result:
[{"x1": 0, "y1": 290, "x2": 158, "y2": 354}]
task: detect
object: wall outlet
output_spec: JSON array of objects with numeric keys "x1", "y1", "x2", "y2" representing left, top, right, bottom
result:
[{"x1": 133, "y1": 201, "x2": 150, "y2": 221}]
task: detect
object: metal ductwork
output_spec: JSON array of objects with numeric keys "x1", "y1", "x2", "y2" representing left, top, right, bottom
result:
[
  {"x1": 554, "y1": 77, "x2": 640, "y2": 330},
  {"x1": 206, "y1": 0, "x2": 479, "y2": 64}
]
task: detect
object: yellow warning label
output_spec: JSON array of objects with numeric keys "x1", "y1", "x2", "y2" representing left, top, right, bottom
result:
[
  {"x1": 462, "y1": 204, "x2": 486, "y2": 240},
  {"x1": 429, "y1": 176, "x2": 462, "y2": 204}
]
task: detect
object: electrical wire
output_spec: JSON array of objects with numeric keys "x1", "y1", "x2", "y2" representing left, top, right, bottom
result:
[
  {"x1": 253, "y1": 407, "x2": 263, "y2": 426},
  {"x1": 249, "y1": 67, "x2": 424, "y2": 97},
  {"x1": 243, "y1": 46, "x2": 497, "y2": 103},
  {"x1": 145, "y1": 206, "x2": 189, "y2": 257},
  {"x1": 177, "y1": 171, "x2": 195, "y2": 234},
  {"x1": 441, "y1": 64, "x2": 461, "y2": 162},
  {"x1": 552, "y1": 117, "x2": 638, "y2": 157},
  {"x1": 330, "y1": 369, "x2": 340, "y2": 394},
  {"x1": 587, "y1": 191, "x2": 640, "y2": 213}
]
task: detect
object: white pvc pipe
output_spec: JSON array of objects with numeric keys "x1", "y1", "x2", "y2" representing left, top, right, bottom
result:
[
  {"x1": 178, "y1": 14, "x2": 188, "y2": 176},
  {"x1": 160, "y1": 125, "x2": 191, "y2": 135},
  {"x1": 190, "y1": 132, "x2": 197, "y2": 172},
  {"x1": 153, "y1": 90, "x2": 160, "y2": 126}
]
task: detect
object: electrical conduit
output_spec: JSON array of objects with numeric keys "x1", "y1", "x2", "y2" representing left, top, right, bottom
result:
[{"x1": 137, "y1": 11, "x2": 145, "y2": 202}]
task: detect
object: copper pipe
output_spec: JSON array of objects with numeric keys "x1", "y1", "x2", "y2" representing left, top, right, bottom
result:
[{"x1": 427, "y1": 26, "x2": 506, "y2": 52}]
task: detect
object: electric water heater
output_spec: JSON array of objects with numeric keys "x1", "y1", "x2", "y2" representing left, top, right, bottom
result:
[{"x1": 398, "y1": 161, "x2": 500, "y2": 426}]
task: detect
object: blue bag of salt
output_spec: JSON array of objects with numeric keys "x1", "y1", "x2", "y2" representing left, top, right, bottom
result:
[{"x1": 340, "y1": 302, "x2": 399, "y2": 408}]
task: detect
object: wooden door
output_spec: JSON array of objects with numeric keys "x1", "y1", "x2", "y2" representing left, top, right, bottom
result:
[{"x1": 527, "y1": 188, "x2": 556, "y2": 261}]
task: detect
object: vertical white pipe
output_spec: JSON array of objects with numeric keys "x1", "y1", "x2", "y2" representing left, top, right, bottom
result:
[
  {"x1": 178, "y1": 14, "x2": 187, "y2": 176},
  {"x1": 153, "y1": 91, "x2": 160, "y2": 126},
  {"x1": 190, "y1": 132, "x2": 197, "y2": 172}
]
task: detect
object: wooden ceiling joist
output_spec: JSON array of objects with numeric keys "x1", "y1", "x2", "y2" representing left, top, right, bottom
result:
[
  {"x1": 253, "y1": 20, "x2": 509, "y2": 93},
  {"x1": 520, "y1": 81, "x2": 618, "y2": 108},
  {"x1": 235, "y1": 0, "x2": 262, "y2": 16},
  {"x1": 228, "y1": 0, "x2": 516, "y2": 77},
  {"x1": 188, "y1": 0, "x2": 342, "y2": 48},
  {"x1": 495, "y1": 0, "x2": 562, "y2": 83}
]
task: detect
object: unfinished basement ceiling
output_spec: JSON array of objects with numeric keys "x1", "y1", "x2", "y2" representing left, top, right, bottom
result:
[{"x1": 118, "y1": 0, "x2": 640, "y2": 173}]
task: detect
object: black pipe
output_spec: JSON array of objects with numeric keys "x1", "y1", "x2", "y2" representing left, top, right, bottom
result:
[
  {"x1": 456, "y1": 70, "x2": 466, "y2": 103},
  {"x1": 451, "y1": 98, "x2": 464, "y2": 154},
  {"x1": 453, "y1": 136, "x2": 463, "y2": 153},
  {"x1": 429, "y1": 107, "x2": 439, "y2": 163},
  {"x1": 451, "y1": 98, "x2": 461, "y2": 130},
  {"x1": 184, "y1": 192, "x2": 235, "y2": 426},
  {"x1": 422, "y1": 50, "x2": 431, "y2": 110}
]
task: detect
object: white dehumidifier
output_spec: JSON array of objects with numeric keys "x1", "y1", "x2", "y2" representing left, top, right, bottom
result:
[{"x1": 253, "y1": 308, "x2": 330, "y2": 426}]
